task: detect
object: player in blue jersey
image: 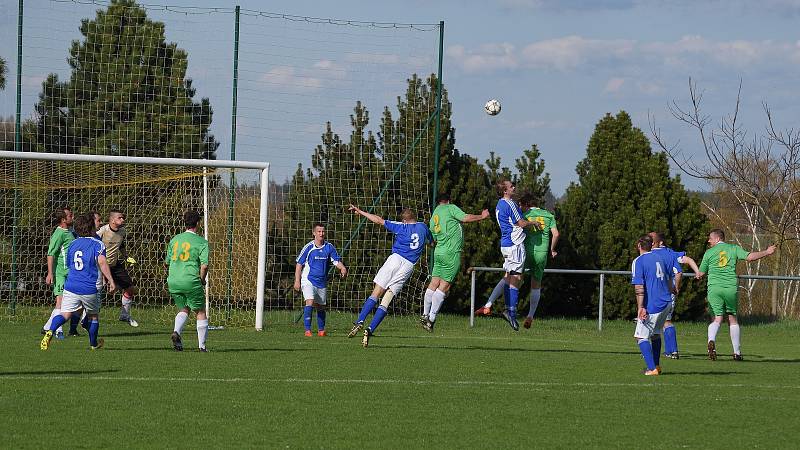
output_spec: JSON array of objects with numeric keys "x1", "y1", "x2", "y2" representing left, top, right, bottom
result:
[
  {"x1": 41, "y1": 212, "x2": 116, "y2": 351},
  {"x1": 493, "y1": 179, "x2": 540, "y2": 331},
  {"x1": 631, "y1": 234, "x2": 676, "y2": 376},
  {"x1": 649, "y1": 231, "x2": 700, "y2": 360},
  {"x1": 347, "y1": 204, "x2": 432, "y2": 347},
  {"x1": 294, "y1": 223, "x2": 348, "y2": 337}
]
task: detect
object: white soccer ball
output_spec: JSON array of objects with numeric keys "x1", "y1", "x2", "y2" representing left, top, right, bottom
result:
[{"x1": 484, "y1": 99, "x2": 501, "y2": 116}]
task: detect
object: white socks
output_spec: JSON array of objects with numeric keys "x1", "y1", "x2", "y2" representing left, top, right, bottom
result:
[
  {"x1": 528, "y1": 288, "x2": 541, "y2": 318},
  {"x1": 428, "y1": 290, "x2": 446, "y2": 322},
  {"x1": 44, "y1": 308, "x2": 60, "y2": 331},
  {"x1": 485, "y1": 279, "x2": 507, "y2": 308},
  {"x1": 121, "y1": 295, "x2": 133, "y2": 314},
  {"x1": 708, "y1": 321, "x2": 721, "y2": 342},
  {"x1": 174, "y1": 311, "x2": 189, "y2": 335},
  {"x1": 197, "y1": 319, "x2": 208, "y2": 349},
  {"x1": 423, "y1": 289, "x2": 434, "y2": 316},
  {"x1": 730, "y1": 324, "x2": 741, "y2": 354}
]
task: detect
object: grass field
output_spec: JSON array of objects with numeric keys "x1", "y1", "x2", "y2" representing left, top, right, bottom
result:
[{"x1": 2, "y1": 312, "x2": 799, "y2": 449}]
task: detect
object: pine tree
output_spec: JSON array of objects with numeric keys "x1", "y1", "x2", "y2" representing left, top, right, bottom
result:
[{"x1": 555, "y1": 111, "x2": 709, "y2": 319}]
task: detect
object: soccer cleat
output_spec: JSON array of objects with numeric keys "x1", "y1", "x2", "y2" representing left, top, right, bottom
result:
[
  {"x1": 199, "y1": 347, "x2": 208, "y2": 352},
  {"x1": 419, "y1": 314, "x2": 429, "y2": 327},
  {"x1": 90, "y1": 338, "x2": 104, "y2": 350},
  {"x1": 304, "y1": 330, "x2": 312, "y2": 337},
  {"x1": 317, "y1": 330, "x2": 326, "y2": 337},
  {"x1": 171, "y1": 332, "x2": 183, "y2": 351},
  {"x1": 643, "y1": 368, "x2": 660, "y2": 376},
  {"x1": 40, "y1": 329, "x2": 47, "y2": 335},
  {"x1": 667, "y1": 352, "x2": 680, "y2": 360},
  {"x1": 523, "y1": 317, "x2": 533, "y2": 329},
  {"x1": 56, "y1": 330, "x2": 65, "y2": 340},
  {"x1": 502, "y1": 309, "x2": 519, "y2": 331},
  {"x1": 40, "y1": 330, "x2": 53, "y2": 350},
  {"x1": 474, "y1": 306, "x2": 492, "y2": 316},
  {"x1": 707, "y1": 340, "x2": 717, "y2": 361},
  {"x1": 127, "y1": 317, "x2": 139, "y2": 328},
  {"x1": 362, "y1": 328, "x2": 372, "y2": 348},
  {"x1": 347, "y1": 322, "x2": 363, "y2": 338},
  {"x1": 733, "y1": 353, "x2": 744, "y2": 361},
  {"x1": 422, "y1": 318, "x2": 434, "y2": 333}
]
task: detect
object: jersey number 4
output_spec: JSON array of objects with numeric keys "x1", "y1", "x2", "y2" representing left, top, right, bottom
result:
[{"x1": 172, "y1": 242, "x2": 191, "y2": 262}]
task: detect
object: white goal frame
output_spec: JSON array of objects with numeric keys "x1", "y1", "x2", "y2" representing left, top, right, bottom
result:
[{"x1": 0, "y1": 150, "x2": 270, "y2": 331}]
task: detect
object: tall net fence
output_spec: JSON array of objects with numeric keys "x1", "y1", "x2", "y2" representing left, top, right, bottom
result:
[{"x1": 2, "y1": 0, "x2": 443, "y2": 326}]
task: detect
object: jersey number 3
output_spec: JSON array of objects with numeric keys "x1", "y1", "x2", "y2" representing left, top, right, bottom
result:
[
  {"x1": 410, "y1": 233, "x2": 420, "y2": 249},
  {"x1": 172, "y1": 242, "x2": 191, "y2": 262}
]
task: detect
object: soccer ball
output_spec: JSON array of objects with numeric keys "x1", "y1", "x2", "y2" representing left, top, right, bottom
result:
[{"x1": 484, "y1": 99, "x2": 501, "y2": 116}]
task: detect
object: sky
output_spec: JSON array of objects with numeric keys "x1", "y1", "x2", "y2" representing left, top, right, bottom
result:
[{"x1": 1, "y1": 0, "x2": 799, "y2": 195}]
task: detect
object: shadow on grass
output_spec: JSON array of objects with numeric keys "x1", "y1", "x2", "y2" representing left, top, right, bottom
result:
[
  {"x1": 374, "y1": 343, "x2": 637, "y2": 355},
  {"x1": 0, "y1": 369, "x2": 119, "y2": 376},
  {"x1": 666, "y1": 371, "x2": 749, "y2": 376},
  {"x1": 102, "y1": 347, "x2": 313, "y2": 353},
  {"x1": 102, "y1": 331, "x2": 165, "y2": 338}
]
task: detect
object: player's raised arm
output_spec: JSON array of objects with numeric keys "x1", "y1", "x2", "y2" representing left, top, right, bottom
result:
[
  {"x1": 746, "y1": 244, "x2": 777, "y2": 262},
  {"x1": 461, "y1": 209, "x2": 490, "y2": 223},
  {"x1": 349, "y1": 204, "x2": 385, "y2": 226}
]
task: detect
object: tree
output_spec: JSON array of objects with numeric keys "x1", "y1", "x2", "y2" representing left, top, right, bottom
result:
[
  {"x1": 557, "y1": 111, "x2": 709, "y2": 319},
  {"x1": 650, "y1": 79, "x2": 800, "y2": 318},
  {"x1": 0, "y1": 55, "x2": 6, "y2": 91}
]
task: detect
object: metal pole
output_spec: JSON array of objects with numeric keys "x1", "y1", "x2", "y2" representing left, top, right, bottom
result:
[
  {"x1": 225, "y1": 5, "x2": 241, "y2": 322},
  {"x1": 10, "y1": 0, "x2": 24, "y2": 314},
  {"x1": 255, "y1": 166, "x2": 269, "y2": 330},
  {"x1": 203, "y1": 167, "x2": 210, "y2": 319},
  {"x1": 428, "y1": 21, "x2": 444, "y2": 273},
  {"x1": 470, "y1": 269, "x2": 476, "y2": 328},
  {"x1": 598, "y1": 273, "x2": 605, "y2": 331}
]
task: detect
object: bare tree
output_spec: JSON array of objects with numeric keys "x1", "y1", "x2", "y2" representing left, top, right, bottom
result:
[{"x1": 649, "y1": 78, "x2": 800, "y2": 318}]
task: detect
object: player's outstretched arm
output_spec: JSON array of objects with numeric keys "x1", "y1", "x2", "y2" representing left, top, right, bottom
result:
[
  {"x1": 681, "y1": 255, "x2": 700, "y2": 275},
  {"x1": 746, "y1": 244, "x2": 777, "y2": 262},
  {"x1": 98, "y1": 255, "x2": 116, "y2": 294},
  {"x1": 349, "y1": 204, "x2": 384, "y2": 225},
  {"x1": 517, "y1": 218, "x2": 542, "y2": 231},
  {"x1": 462, "y1": 209, "x2": 491, "y2": 223}
]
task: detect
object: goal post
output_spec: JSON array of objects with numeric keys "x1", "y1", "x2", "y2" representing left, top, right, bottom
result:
[{"x1": 0, "y1": 150, "x2": 270, "y2": 330}]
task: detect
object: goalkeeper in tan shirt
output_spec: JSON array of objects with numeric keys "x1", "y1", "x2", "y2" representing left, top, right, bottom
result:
[{"x1": 97, "y1": 209, "x2": 139, "y2": 327}]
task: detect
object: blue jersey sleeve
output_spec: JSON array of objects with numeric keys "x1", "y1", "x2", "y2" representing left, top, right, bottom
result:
[
  {"x1": 509, "y1": 201, "x2": 523, "y2": 222},
  {"x1": 384, "y1": 220, "x2": 401, "y2": 234},
  {"x1": 328, "y1": 244, "x2": 341, "y2": 263},
  {"x1": 631, "y1": 257, "x2": 644, "y2": 285},
  {"x1": 296, "y1": 242, "x2": 312, "y2": 264}
]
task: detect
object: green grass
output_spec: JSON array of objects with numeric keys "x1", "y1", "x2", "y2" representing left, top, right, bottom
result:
[{"x1": 2, "y1": 313, "x2": 799, "y2": 449}]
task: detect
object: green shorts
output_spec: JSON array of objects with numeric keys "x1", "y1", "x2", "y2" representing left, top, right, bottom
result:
[
  {"x1": 170, "y1": 285, "x2": 206, "y2": 312},
  {"x1": 708, "y1": 286, "x2": 738, "y2": 316},
  {"x1": 53, "y1": 272, "x2": 66, "y2": 297},
  {"x1": 525, "y1": 250, "x2": 548, "y2": 282},
  {"x1": 431, "y1": 251, "x2": 461, "y2": 283}
]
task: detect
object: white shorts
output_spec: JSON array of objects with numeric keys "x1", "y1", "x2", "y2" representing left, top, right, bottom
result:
[
  {"x1": 373, "y1": 253, "x2": 415, "y2": 295},
  {"x1": 664, "y1": 298, "x2": 676, "y2": 321},
  {"x1": 301, "y1": 282, "x2": 327, "y2": 305},
  {"x1": 62, "y1": 290, "x2": 101, "y2": 315},
  {"x1": 633, "y1": 309, "x2": 668, "y2": 340},
  {"x1": 501, "y1": 244, "x2": 526, "y2": 274}
]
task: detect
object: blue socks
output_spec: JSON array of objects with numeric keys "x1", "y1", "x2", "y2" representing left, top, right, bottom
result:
[
  {"x1": 507, "y1": 285, "x2": 519, "y2": 313},
  {"x1": 49, "y1": 314, "x2": 66, "y2": 332},
  {"x1": 317, "y1": 309, "x2": 326, "y2": 331},
  {"x1": 503, "y1": 284, "x2": 511, "y2": 306},
  {"x1": 369, "y1": 306, "x2": 388, "y2": 332},
  {"x1": 69, "y1": 314, "x2": 80, "y2": 333},
  {"x1": 663, "y1": 326, "x2": 678, "y2": 354},
  {"x1": 638, "y1": 339, "x2": 656, "y2": 370},
  {"x1": 651, "y1": 335, "x2": 662, "y2": 367},
  {"x1": 89, "y1": 320, "x2": 99, "y2": 347},
  {"x1": 357, "y1": 297, "x2": 377, "y2": 324},
  {"x1": 303, "y1": 305, "x2": 313, "y2": 332}
]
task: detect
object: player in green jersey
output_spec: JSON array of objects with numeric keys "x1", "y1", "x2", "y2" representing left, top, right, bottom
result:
[
  {"x1": 42, "y1": 207, "x2": 75, "y2": 339},
  {"x1": 165, "y1": 210, "x2": 210, "y2": 352},
  {"x1": 519, "y1": 192, "x2": 559, "y2": 329},
  {"x1": 421, "y1": 193, "x2": 490, "y2": 331},
  {"x1": 697, "y1": 228, "x2": 775, "y2": 361}
]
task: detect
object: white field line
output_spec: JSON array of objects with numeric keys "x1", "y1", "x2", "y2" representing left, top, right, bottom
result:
[{"x1": 0, "y1": 375, "x2": 799, "y2": 390}]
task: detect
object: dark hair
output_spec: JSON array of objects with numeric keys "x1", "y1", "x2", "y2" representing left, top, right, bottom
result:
[
  {"x1": 109, "y1": 209, "x2": 124, "y2": 219},
  {"x1": 710, "y1": 228, "x2": 725, "y2": 241},
  {"x1": 401, "y1": 208, "x2": 415, "y2": 221},
  {"x1": 637, "y1": 234, "x2": 653, "y2": 251},
  {"x1": 437, "y1": 193, "x2": 451, "y2": 203},
  {"x1": 312, "y1": 222, "x2": 325, "y2": 231},
  {"x1": 519, "y1": 191, "x2": 535, "y2": 208},
  {"x1": 184, "y1": 210, "x2": 201, "y2": 229},
  {"x1": 74, "y1": 212, "x2": 96, "y2": 237},
  {"x1": 650, "y1": 231, "x2": 666, "y2": 245},
  {"x1": 52, "y1": 207, "x2": 71, "y2": 226}
]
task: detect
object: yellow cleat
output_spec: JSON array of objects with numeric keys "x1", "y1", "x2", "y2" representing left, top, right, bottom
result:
[{"x1": 40, "y1": 330, "x2": 53, "y2": 350}]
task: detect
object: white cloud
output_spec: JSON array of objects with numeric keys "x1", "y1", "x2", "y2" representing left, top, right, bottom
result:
[
  {"x1": 447, "y1": 43, "x2": 518, "y2": 73},
  {"x1": 520, "y1": 36, "x2": 634, "y2": 71},
  {"x1": 604, "y1": 77, "x2": 626, "y2": 93},
  {"x1": 259, "y1": 65, "x2": 324, "y2": 91}
]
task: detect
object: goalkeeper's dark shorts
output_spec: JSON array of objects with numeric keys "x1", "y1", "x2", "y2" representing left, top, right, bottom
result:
[{"x1": 110, "y1": 264, "x2": 134, "y2": 290}]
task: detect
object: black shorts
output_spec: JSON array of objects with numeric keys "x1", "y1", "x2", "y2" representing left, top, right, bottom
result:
[{"x1": 110, "y1": 264, "x2": 134, "y2": 290}]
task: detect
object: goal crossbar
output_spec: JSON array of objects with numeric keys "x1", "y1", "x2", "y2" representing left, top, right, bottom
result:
[{"x1": 1, "y1": 151, "x2": 270, "y2": 331}]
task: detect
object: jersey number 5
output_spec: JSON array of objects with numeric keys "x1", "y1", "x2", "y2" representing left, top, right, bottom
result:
[
  {"x1": 718, "y1": 251, "x2": 728, "y2": 268},
  {"x1": 432, "y1": 215, "x2": 441, "y2": 233}
]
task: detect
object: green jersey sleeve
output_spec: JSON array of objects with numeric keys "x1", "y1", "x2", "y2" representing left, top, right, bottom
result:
[
  {"x1": 734, "y1": 245, "x2": 749, "y2": 261},
  {"x1": 452, "y1": 205, "x2": 466, "y2": 222},
  {"x1": 47, "y1": 230, "x2": 64, "y2": 257},
  {"x1": 199, "y1": 240, "x2": 209, "y2": 265}
]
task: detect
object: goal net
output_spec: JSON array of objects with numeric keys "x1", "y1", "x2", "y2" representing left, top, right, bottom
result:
[{"x1": 0, "y1": 152, "x2": 269, "y2": 329}]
